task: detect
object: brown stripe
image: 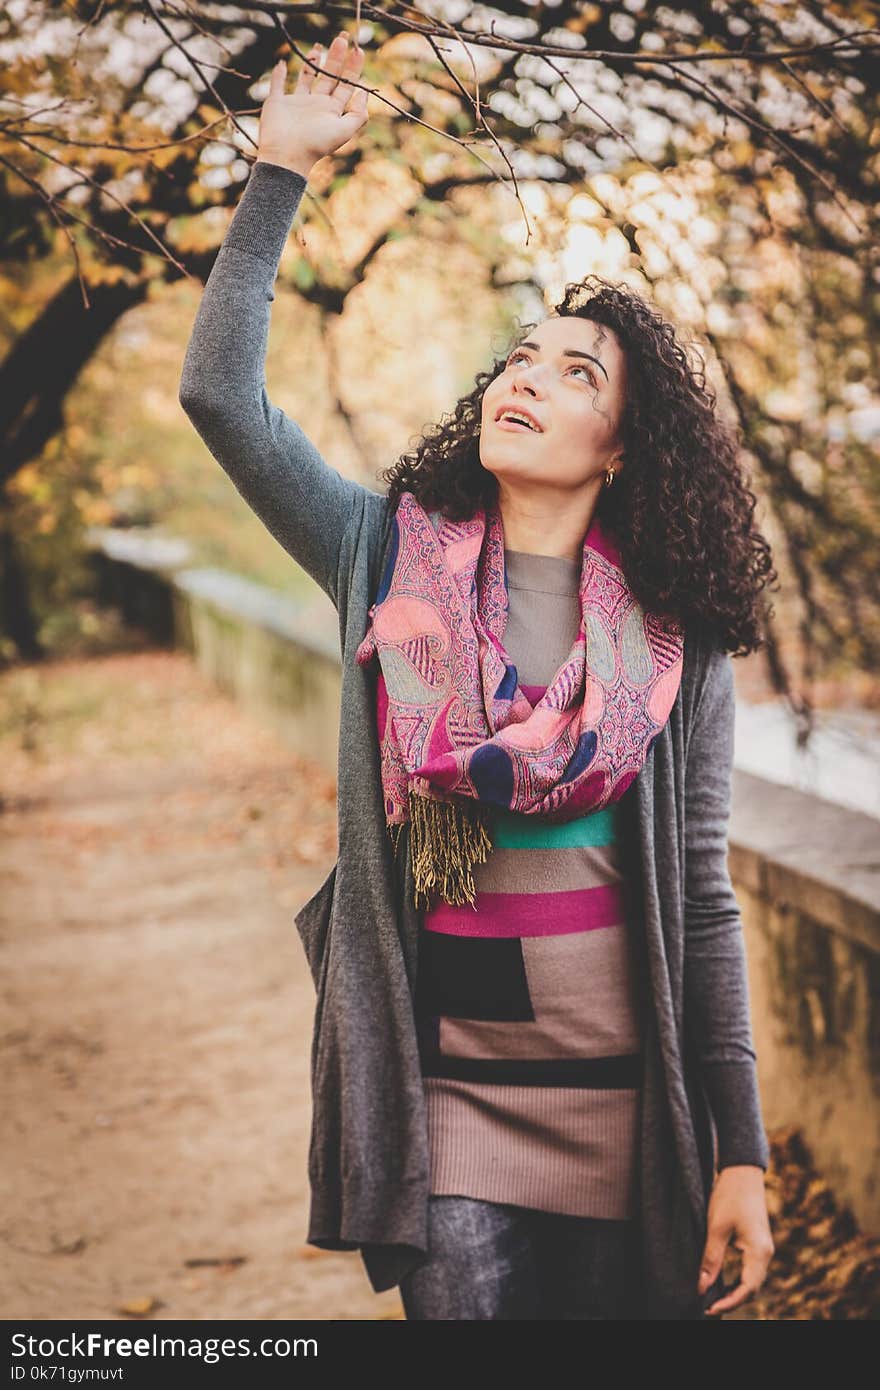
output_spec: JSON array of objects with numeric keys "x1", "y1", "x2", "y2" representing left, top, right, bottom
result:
[
  {"x1": 424, "y1": 1078, "x2": 640, "y2": 1219},
  {"x1": 473, "y1": 841, "x2": 624, "y2": 894}
]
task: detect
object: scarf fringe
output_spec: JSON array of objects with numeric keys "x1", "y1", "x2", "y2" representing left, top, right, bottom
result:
[{"x1": 387, "y1": 788, "x2": 494, "y2": 911}]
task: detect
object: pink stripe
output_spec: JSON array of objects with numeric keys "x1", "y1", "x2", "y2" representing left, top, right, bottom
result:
[{"x1": 424, "y1": 882, "x2": 627, "y2": 937}]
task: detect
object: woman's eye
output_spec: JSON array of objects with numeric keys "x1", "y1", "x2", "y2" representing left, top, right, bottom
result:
[{"x1": 506, "y1": 351, "x2": 594, "y2": 385}]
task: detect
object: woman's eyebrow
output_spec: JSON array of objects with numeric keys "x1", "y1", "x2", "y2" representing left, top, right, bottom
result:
[{"x1": 513, "y1": 339, "x2": 609, "y2": 380}]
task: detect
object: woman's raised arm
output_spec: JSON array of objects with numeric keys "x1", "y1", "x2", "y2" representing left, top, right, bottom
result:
[{"x1": 178, "y1": 33, "x2": 373, "y2": 607}]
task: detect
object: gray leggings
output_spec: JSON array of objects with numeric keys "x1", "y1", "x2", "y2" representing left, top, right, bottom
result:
[{"x1": 399, "y1": 1194, "x2": 645, "y2": 1320}]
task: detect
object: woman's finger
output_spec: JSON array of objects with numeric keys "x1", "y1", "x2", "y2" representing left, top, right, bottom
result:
[
  {"x1": 704, "y1": 1274, "x2": 758, "y2": 1316},
  {"x1": 268, "y1": 59, "x2": 287, "y2": 99},
  {"x1": 334, "y1": 44, "x2": 365, "y2": 112},
  {"x1": 294, "y1": 44, "x2": 322, "y2": 94},
  {"x1": 704, "y1": 1237, "x2": 771, "y2": 1316},
  {"x1": 311, "y1": 32, "x2": 351, "y2": 96}
]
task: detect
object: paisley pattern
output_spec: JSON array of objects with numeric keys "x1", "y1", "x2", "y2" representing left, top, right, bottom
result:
[{"x1": 355, "y1": 491, "x2": 684, "y2": 827}]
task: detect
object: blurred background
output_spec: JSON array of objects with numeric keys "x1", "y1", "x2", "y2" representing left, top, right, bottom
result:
[{"x1": 1, "y1": 0, "x2": 878, "y2": 1320}]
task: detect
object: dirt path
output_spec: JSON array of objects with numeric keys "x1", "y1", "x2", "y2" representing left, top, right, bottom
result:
[{"x1": 1, "y1": 649, "x2": 404, "y2": 1320}]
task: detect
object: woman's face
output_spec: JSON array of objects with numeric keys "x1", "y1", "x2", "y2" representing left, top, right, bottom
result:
[{"x1": 479, "y1": 315, "x2": 628, "y2": 491}]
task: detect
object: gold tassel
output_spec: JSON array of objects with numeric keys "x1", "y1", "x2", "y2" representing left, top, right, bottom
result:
[{"x1": 400, "y1": 786, "x2": 494, "y2": 911}]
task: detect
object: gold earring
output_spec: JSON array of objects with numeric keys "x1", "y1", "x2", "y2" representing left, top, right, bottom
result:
[{"x1": 604, "y1": 466, "x2": 615, "y2": 487}]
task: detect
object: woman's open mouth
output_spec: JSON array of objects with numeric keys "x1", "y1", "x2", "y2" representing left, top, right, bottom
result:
[
  {"x1": 493, "y1": 405, "x2": 544, "y2": 433},
  {"x1": 495, "y1": 417, "x2": 542, "y2": 433}
]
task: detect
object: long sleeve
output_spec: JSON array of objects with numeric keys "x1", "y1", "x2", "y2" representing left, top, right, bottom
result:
[
  {"x1": 683, "y1": 643, "x2": 771, "y2": 1171},
  {"x1": 178, "y1": 158, "x2": 373, "y2": 608}
]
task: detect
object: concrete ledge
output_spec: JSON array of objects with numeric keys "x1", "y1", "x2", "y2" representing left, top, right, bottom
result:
[
  {"x1": 730, "y1": 771, "x2": 880, "y2": 955},
  {"x1": 86, "y1": 526, "x2": 342, "y2": 776}
]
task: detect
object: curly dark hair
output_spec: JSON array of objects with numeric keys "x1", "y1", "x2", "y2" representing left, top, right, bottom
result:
[{"x1": 378, "y1": 275, "x2": 778, "y2": 657}]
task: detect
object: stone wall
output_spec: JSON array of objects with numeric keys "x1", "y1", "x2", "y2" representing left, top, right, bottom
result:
[{"x1": 729, "y1": 775, "x2": 879, "y2": 1233}]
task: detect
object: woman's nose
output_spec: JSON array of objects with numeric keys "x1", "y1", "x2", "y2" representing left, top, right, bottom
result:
[{"x1": 513, "y1": 369, "x2": 546, "y2": 395}]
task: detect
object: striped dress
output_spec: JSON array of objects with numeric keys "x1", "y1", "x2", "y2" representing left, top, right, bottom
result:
[{"x1": 414, "y1": 546, "x2": 646, "y2": 1220}]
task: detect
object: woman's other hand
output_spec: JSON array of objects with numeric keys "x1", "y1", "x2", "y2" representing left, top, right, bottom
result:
[
  {"x1": 257, "y1": 31, "x2": 370, "y2": 179},
  {"x1": 697, "y1": 1165, "x2": 775, "y2": 1316}
]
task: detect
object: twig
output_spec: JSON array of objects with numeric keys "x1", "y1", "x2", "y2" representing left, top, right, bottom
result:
[{"x1": 0, "y1": 154, "x2": 91, "y2": 309}]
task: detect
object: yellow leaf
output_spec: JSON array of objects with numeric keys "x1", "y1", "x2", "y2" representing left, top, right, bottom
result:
[{"x1": 116, "y1": 1296, "x2": 160, "y2": 1317}]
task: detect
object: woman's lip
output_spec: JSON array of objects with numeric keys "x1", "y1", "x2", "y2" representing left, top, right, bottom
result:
[{"x1": 494, "y1": 417, "x2": 543, "y2": 433}]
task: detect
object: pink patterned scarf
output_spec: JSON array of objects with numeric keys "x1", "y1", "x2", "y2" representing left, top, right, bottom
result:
[{"x1": 355, "y1": 490, "x2": 684, "y2": 909}]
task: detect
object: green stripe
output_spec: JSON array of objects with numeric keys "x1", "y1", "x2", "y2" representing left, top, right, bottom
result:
[{"x1": 490, "y1": 803, "x2": 617, "y2": 848}]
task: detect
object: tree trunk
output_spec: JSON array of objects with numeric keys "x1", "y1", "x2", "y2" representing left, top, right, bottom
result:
[{"x1": 0, "y1": 503, "x2": 43, "y2": 662}]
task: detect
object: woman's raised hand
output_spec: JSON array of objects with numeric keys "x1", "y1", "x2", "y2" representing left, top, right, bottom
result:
[{"x1": 257, "y1": 32, "x2": 370, "y2": 178}]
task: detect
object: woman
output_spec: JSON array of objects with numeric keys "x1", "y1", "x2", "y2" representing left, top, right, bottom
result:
[{"x1": 179, "y1": 31, "x2": 776, "y2": 1320}]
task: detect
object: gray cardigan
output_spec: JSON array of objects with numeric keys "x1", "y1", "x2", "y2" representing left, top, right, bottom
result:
[{"x1": 179, "y1": 159, "x2": 770, "y2": 1320}]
